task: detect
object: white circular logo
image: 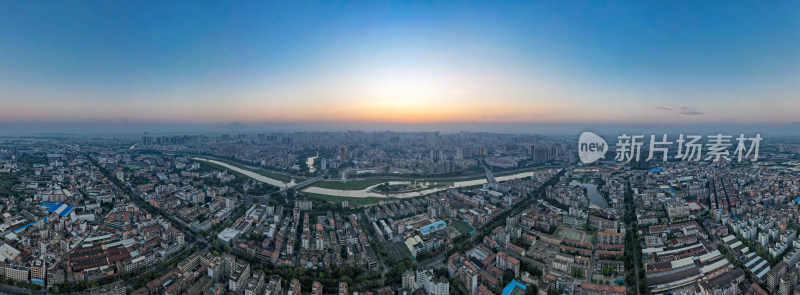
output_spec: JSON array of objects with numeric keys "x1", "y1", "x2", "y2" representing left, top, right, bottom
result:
[{"x1": 578, "y1": 132, "x2": 608, "y2": 164}]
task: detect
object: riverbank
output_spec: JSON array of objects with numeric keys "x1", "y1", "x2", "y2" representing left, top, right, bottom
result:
[{"x1": 193, "y1": 156, "x2": 560, "y2": 200}]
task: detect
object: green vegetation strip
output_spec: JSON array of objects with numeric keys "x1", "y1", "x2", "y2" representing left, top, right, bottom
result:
[
  {"x1": 196, "y1": 156, "x2": 295, "y2": 183},
  {"x1": 313, "y1": 179, "x2": 398, "y2": 190},
  {"x1": 313, "y1": 166, "x2": 558, "y2": 190},
  {"x1": 302, "y1": 192, "x2": 391, "y2": 206},
  {"x1": 494, "y1": 165, "x2": 560, "y2": 176}
]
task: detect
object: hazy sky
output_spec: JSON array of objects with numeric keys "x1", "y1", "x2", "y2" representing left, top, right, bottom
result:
[{"x1": 1, "y1": 1, "x2": 799, "y2": 127}]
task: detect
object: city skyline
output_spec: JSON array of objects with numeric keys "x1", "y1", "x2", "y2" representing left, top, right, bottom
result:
[
  {"x1": 2, "y1": 3, "x2": 800, "y2": 295},
  {"x1": 1, "y1": 1, "x2": 799, "y2": 130}
]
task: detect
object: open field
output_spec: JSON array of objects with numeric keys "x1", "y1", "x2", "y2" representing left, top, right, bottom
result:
[
  {"x1": 302, "y1": 192, "x2": 391, "y2": 206},
  {"x1": 314, "y1": 179, "x2": 395, "y2": 190},
  {"x1": 556, "y1": 226, "x2": 586, "y2": 241},
  {"x1": 451, "y1": 220, "x2": 475, "y2": 235}
]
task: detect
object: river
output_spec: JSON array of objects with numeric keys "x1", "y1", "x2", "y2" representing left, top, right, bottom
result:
[
  {"x1": 569, "y1": 179, "x2": 607, "y2": 208},
  {"x1": 193, "y1": 157, "x2": 554, "y2": 199},
  {"x1": 193, "y1": 158, "x2": 295, "y2": 188},
  {"x1": 303, "y1": 170, "x2": 546, "y2": 198}
]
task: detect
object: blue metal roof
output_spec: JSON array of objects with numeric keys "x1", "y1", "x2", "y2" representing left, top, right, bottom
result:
[
  {"x1": 41, "y1": 202, "x2": 72, "y2": 216},
  {"x1": 13, "y1": 221, "x2": 38, "y2": 233},
  {"x1": 43, "y1": 202, "x2": 63, "y2": 212},
  {"x1": 60, "y1": 205, "x2": 74, "y2": 217},
  {"x1": 420, "y1": 220, "x2": 447, "y2": 234}
]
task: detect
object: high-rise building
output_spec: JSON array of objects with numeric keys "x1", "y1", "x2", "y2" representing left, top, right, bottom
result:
[
  {"x1": 414, "y1": 268, "x2": 449, "y2": 295},
  {"x1": 30, "y1": 259, "x2": 45, "y2": 286},
  {"x1": 340, "y1": 147, "x2": 347, "y2": 162},
  {"x1": 780, "y1": 276, "x2": 792, "y2": 295},
  {"x1": 293, "y1": 207, "x2": 301, "y2": 222},
  {"x1": 457, "y1": 146, "x2": 473, "y2": 159},
  {"x1": 768, "y1": 261, "x2": 788, "y2": 292},
  {"x1": 631, "y1": 156, "x2": 649, "y2": 170},
  {"x1": 532, "y1": 145, "x2": 552, "y2": 162},
  {"x1": 430, "y1": 149, "x2": 443, "y2": 162},
  {"x1": 402, "y1": 270, "x2": 416, "y2": 290},
  {"x1": 496, "y1": 251, "x2": 521, "y2": 277},
  {"x1": 295, "y1": 200, "x2": 313, "y2": 211},
  {"x1": 141, "y1": 135, "x2": 154, "y2": 145},
  {"x1": 457, "y1": 266, "x2": 478, "y2": 294}
]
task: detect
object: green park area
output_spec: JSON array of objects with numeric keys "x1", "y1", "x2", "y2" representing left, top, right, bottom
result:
[
  {"x1": 302, "y1": 192, "x2": 390, "y2": 206},
  {"x1": 313, "y1": 179, "x2": 396, "y2": 190}
]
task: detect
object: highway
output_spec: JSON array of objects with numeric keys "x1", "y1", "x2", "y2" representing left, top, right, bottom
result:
[{"x1": 479, "y1": 159, "x2": 498, "y2": 188}]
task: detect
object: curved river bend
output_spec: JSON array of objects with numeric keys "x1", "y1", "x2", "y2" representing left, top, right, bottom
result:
[{"x1": 194, "y1": 158, "x2": 553, "y2": 199}]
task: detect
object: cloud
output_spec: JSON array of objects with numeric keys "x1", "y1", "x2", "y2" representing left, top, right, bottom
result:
[
  {"x1": 657, "y1": 105, "x2": 703, "y2": 116},
  {"x1": 679, "y1": 110, "x2": 703, "y2": 116}
]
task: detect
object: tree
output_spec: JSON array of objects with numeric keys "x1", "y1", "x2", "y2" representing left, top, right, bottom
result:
[
  {"x1": 525, "y1": 284, "x2": 539, "y2": 295},
  {"x1": 502, "y1": 269, "x2": 515, "y2": 286}
]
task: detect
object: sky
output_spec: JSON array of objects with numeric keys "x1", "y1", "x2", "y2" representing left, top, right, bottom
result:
[{"x1": 1, "y1": 1, "x2": 799, "y2": 134}]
